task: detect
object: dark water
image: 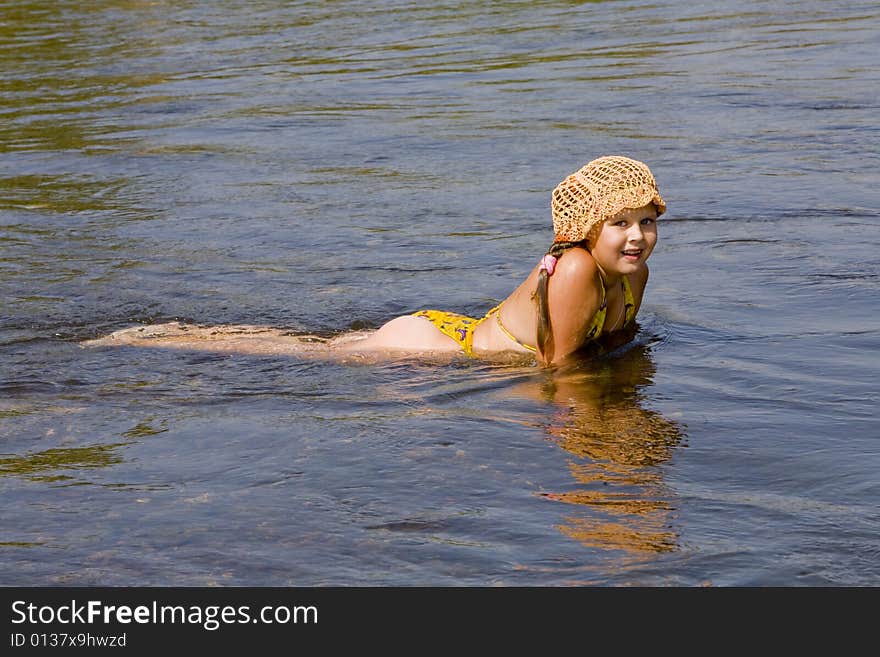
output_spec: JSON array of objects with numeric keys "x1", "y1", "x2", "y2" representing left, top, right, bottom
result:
[{"x1": 1, "y1": 1, "x2": 878, "y2": 586}]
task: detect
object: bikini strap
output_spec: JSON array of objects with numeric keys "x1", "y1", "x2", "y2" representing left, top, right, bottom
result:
[
  {"x1": 595, "y1": 266, "x2": 608, "y2": 307},
  {"x1": 583, "y1": 269, "x2": 608, "y2": 340},
  {"x1": 487, "y1": 304, "x2": 537, "y2": 353},
  {"x1": 622, "y1": 276, "x2": 636, "y2": 325}
]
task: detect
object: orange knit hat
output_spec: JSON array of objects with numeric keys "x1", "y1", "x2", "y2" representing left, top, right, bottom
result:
[{"x1": 551, "y1": 156, "x2": 666, "y2": 243}]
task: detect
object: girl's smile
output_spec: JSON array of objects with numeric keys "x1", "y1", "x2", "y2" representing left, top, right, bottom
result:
[{"x1": 622, "y1": 247, "x2": 644, "y2": 262}]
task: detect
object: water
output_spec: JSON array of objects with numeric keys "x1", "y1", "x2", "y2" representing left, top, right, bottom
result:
[{"x1": 1, "y1": 0, "x2": 878, "y2": 586}]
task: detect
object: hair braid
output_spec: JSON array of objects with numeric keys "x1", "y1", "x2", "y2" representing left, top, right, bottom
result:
[{"x1": 532, "y1": 240, "x2": 583, "y2": 365}]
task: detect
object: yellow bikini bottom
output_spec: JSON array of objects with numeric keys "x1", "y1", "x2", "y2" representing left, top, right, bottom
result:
[
  {"x1": 411, "y1": 307, "x2": 496, "y2": 356},
  {"x1": 412, "y1": 304, "x2": 535, "y2": 356}
]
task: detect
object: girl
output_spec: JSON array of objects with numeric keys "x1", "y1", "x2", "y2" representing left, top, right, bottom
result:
[
  {"x1": 86, "y1": 155, "x2": 665, "y2": 365},
  {"x1": 338, "y1": 155, "x2": 665, "y2": 365}
]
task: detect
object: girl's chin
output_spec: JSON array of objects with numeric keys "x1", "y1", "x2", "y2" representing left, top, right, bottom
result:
[
  {"x1": 608, "y1": 258, "x2": 643, "y2": 274},
  {"x1": 595, "y1": 253, "x2": 649, "y2": 277}
]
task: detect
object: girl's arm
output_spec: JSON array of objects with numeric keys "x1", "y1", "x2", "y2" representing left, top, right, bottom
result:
[{"x1": 543, "y1": 249, "x2": 603, "y2": 364}]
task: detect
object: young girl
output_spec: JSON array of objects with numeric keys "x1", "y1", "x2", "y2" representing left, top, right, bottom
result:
[
  {"x1": 86, "y1": 155, "x2": 665, "y2": 365},
  {"x1": 336, "y1": 155, "x2": 665, "y2": 365}
]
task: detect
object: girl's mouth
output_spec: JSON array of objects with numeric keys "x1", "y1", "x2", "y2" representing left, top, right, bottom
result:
[{"x1": 622, "y1": 249, "x2": 643, "y2": 261}]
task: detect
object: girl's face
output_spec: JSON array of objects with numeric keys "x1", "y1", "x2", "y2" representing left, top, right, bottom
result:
[{"x1": 591, "y1": 203, "x2": 658, "y2": 277}]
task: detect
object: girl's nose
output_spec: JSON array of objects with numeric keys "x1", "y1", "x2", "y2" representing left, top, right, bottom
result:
[{"x1": 627, "y1": 223, "x2": 644, "y2": 241}]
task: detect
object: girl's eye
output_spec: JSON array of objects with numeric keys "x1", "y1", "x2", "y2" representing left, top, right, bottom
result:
[
  {"x1": 640, "y1": 217, "x2": 656, "y2": 225},
  {"x1": 614, "y1": 220, "x2": 628, "y2": 227}
]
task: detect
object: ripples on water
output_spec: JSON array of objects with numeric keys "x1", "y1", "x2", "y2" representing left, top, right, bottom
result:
[{"x1": 1, "y1": 1, "x2": 878, "y2": 585}]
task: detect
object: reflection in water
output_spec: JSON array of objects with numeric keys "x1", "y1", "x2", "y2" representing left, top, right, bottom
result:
[
  {"x1": 0, "y1": 443, "x2": 126, "y2": 484},
  {"x1": 515, "y1": 342, "x2": 685, "y2": 554},
  {"x1": 0, "y1": 413, "x2": 165, "y2": 486}
]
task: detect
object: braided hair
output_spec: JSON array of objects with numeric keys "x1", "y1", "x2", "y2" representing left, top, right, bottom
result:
[{"x1": 531, "y1": 239, "x2": 586, "y2": 365}]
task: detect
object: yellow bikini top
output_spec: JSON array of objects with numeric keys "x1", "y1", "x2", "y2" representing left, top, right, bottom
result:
[{"x1": 490, "y1": 275, "x2": 635, "y2": 353}]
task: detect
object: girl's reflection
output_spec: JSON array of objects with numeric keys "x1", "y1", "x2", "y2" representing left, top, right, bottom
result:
[{"x1": 516, "y1": 341, "x2": 686, "y2": 553}]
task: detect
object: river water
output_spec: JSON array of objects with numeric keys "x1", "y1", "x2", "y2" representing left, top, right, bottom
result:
[{"x1": 1, "y1": 1, "x2": 878, "y2": 586}]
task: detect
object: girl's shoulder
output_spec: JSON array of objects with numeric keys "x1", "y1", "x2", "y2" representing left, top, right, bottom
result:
[
  {"x1": 554, "y1": 247, "x2": 602, "y2": 293},
  {"x1": 558, "y1": 245, "x2": 597, "y2": 270}
]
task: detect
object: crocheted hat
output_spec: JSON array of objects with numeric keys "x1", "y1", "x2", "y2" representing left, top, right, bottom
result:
[{"x1": 551, "y1": 156, "x2": 666, "y2": 243}]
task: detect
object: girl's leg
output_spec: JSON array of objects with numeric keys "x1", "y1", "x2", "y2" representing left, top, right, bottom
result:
[
  {"x1": 83, "y1": 316, "x2": 462, "y2": 358},
  {"x1": 82, "y1": 322, "x2": 320, "y2": 356}
]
